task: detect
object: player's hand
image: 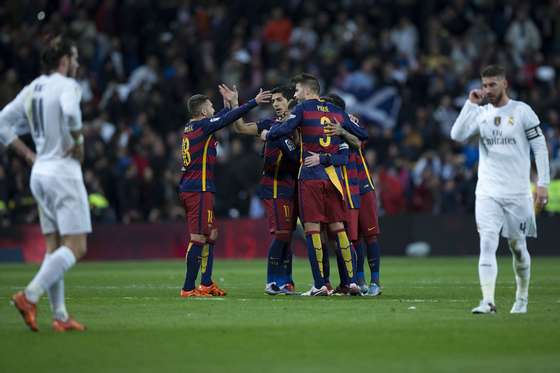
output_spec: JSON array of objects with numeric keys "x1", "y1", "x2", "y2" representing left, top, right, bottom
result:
[
  {"x1": 255, "y1": 88, "x2": 272, "y2": 104},
  {"x1": 304, "y1": 151, "x2": 320, "y2": 167},
  {"x1": 324, "y1": 118, "x2": 343, "y2": 136},
  {"x1": 219, "y1": 84, "x2": 239, "y2": 108},
  {"x1": 468, "y1": 89, "x2": 485, "y2": 105},
  {"x1": 260, "y1": 129, "x2": 269, "y2": 141},
  {"x1": 534, "y1": 186, "x2": 549, "y2": 213},
  {"x1": 25, "y1": 151, "x2": 36, "y2": 166},
  {"x1": 65, "y1": 142, "x2": 84, "y2": 164}
]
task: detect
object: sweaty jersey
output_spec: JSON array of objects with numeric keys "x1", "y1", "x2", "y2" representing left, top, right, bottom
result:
[
  {"x1": 266, "y1": 99, "x2": 366, "y2": 185},
  {"x1": 451, "y1": 99, "x2": 549, "y2": 198},
  {"x1": 179, "y1": 99, "x2": 258, "y2": 193},
  {"x1": 256, "y1": 119, "x2": 299, "y2": 200},
  {"x1": 0, "y1": 73, "x2": 83, "y2": 179}
]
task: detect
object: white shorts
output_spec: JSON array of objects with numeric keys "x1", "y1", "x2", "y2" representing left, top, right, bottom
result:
[
  {"x1": 475, "y1": 195, "x2": 536, "y2": 239},
  {"x1": 30, "y1": 173, "x2": 92, "y2": 235}
]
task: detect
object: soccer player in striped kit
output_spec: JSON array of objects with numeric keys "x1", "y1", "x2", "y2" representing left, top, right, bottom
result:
[
  {"x1": 231, "y1": 85, "x2": 300, "y2": 295},
  {"x1": 179, "y1": 87, "x2": 271, "y2": 297}
]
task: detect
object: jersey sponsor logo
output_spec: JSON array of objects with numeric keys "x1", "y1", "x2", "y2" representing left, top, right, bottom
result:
[{"x1": 494, "y1": 116, "x2": 501, "y2": 126}]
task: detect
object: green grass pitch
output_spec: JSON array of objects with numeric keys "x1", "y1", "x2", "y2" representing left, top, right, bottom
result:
[{"x1": 1, "y1": 257, "x2": 559, "y2": 373}]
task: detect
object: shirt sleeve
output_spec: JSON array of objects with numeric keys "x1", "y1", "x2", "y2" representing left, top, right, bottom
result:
[
  {"x1": 0, "y1": 86, "x2": 30, "y2": 146},
  {"x1": 204, "y1": 99, "x2": 257, "y2": 134},
  {"x1": 266, "y1": 104, "x2": 303, "y2": 141},
  {"x1": 450, "y1": 100, "x2": 482, "y2": 142},
  {"x1": 320, "y1": 142, "x2": 349, "y2": 166},
  {"x1": 60, "y1": 80, "x2": 83, "y2": 131},
  {"x1": 342, "y1": 113, "x2": 368, "y2": 140},
  {"x1": 522, "y1": 104, "x2": 541, "y2": 136},
  {"x1": 256, "y1": 119, "x2": 273, "y2": 135},
  {"x1": 278, "y1": 137, "x2": 299, "y2": 162}
]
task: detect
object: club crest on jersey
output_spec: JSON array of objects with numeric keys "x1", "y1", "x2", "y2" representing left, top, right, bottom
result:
[
  {"x1": 494, "y1": 116, "x2": 501, "y2": 126},
  {"x1": 508, "y1": 116, "x2": 514, "y2": 125}
]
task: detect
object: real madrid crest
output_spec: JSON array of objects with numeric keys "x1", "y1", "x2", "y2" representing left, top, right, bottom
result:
[
  {"x1": 494, "y1": 116, "x2": 501, "y2": 126},
  {"x1": 508, "y1": 116, "x2": 514, "y2": 125}
]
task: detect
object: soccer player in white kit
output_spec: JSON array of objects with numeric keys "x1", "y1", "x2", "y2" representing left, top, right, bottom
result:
[
  {"x1": 0, "y1": 37, "x2": 90, "y2": 331},
  {"x1": 450, "y1": 65, "x2": 550, "y2": 314}
]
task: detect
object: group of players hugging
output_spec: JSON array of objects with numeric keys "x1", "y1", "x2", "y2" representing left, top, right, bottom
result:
[{"x1": 178, "y1": 73, "x2": 382, "y2": 297}]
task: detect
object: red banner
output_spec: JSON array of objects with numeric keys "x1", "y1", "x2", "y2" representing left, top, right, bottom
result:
[{"x1": 0, "y1": 219, "x2": 307, "y2": 263}]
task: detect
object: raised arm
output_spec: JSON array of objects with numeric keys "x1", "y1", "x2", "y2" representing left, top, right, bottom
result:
[
  {"x1": 204, "y1": 89, "x2": 271, "y2": 135},
  {"x1": 232, "y1": 118, "x2": 259, "y2": 136},
  {"x1": 450, "y1": 90, "x2": 484, "y2": 142}
]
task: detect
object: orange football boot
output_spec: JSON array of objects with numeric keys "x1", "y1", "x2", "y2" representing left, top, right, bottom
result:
[
  {"x1": 52, "y1": 317, "x2": 87, "y2": 332},
  {"x1": 197, "y1": 282, "x2": 227, "y2": 296},
  {"x1": 11, "y1": 291, "x2": 38, "y2": 332},
  {"x1": 180, "y1": 288, "x2": 210, "y2": 297}
]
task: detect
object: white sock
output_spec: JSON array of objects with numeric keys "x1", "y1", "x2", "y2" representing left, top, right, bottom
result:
[
  {"x1": 478, "y1": 233, "x2": 499, "y2": 304},
  {"x1": 509, "y1": 239, "x2": 531, "y2": 301},
  {"x1": 25, "y1": 246, "x2": 76, "y2": 304},
  {"x1": 38, "y1": 252, "x2": 69, "y2": 321}
]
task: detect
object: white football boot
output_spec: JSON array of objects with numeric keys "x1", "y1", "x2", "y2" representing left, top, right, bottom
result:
[
  {"x1": 510, "y1": 298, "x2": 528, "y2": 314},
  {"x1": 300, "y1": 285, "x2": 329, "y2": 296},
  {"x1": 471, "y1": 300, "x2": 497, "y2": 314}
]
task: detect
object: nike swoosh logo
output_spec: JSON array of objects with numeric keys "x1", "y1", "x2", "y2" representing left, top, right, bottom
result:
[{"x1": 368, "y1": 227, "x2": 375, "y2": 231}]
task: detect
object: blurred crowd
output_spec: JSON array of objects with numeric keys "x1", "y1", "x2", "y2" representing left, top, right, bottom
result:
[{"x1": 1, "y1": 0, "x2": 560, "y2": 227}]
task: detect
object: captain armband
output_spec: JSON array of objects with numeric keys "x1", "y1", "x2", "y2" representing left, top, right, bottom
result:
[{"x1": 525, "y1": 125, "x2": 542, "y2": 141}]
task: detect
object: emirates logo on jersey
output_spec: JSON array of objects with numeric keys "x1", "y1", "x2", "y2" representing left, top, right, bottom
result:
[{"x1": 494, "y1": 116, "x2": 501, "y2": 126}]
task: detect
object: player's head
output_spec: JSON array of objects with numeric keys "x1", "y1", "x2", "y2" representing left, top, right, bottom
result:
[
  {"x1": 41, "y1": 36, "x2": 79, "y2": 78},
  {"x1": 270, "y1": 85, "x2": 294, "y2": 118},
  {"x1": 321, "y1": 93, "x2": 346, "y2": 111},
  {"x1": 480, "y1": 65, "x2": 508, "y2": 105},
  {"x1": 291, "y1": 73, "x2": 320, "y2": 102},
  {"x1": 188, "y1": 94, "x2": 214, "y2": 119}
]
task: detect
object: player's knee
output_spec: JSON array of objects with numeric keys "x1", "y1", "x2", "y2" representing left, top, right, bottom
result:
[
  {"x1": 275, "y1": 230, "x2": 291, "y2": 242},
  {"x1": 61, "y1": 234, "x2": 87, "y2": 259},
  {"x1": 479, "y1": 232, "x2": 499, "y2": 254}
]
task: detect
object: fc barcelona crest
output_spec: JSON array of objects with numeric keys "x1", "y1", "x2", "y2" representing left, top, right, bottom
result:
[{"x1": 494, "y1": 116, "x2": 501, "y2": 126}]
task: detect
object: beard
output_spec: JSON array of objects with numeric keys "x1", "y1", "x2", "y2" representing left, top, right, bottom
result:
[{"x1": 488, "y1": 91, "x2": 503, "y2": 105}]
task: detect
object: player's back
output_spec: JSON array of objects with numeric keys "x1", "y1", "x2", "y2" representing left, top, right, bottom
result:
[
  {"x1": 24, "y1": 73, "x2": 82, "y2": 178},
  {"x1": 297, "y1": 99, "x2": 346, "y2": 180}
]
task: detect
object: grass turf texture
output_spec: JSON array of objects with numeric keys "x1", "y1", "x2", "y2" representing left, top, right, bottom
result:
[{"x1": 1, "y1": 257, "x2": 559, "y2": 373}]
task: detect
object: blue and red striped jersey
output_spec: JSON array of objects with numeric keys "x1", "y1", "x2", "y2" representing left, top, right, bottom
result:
[
  {"x1": 256, "y1": 119, "x2": 299, "y2": 200},
  {"x1": 266, "y1": 99, "x2": 357, "y2": 182},
  {"x1": 342, "y1": 149, "x2": 361, "y2": 208},
  {"x1": 356, "y1": 144, "x2": 375, "y2": 195},
  {"x1": 179, "y1": 99, "x2": 257, "y2": 192}
]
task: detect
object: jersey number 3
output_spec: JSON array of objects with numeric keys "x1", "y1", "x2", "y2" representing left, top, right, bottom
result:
[{"x1": 320, "y1": 116, "x2": 332, "y2": 147}]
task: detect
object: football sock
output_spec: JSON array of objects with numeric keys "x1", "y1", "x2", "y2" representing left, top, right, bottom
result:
[
  {"x1": 334, "y1": 230, "x2": 355, "y2": 283},
  {"x1": 25, "y1": 246, "x2": 76, "y2": 304},
  {"x1": 200, "y1": 240, "x2": 215, "y2": 286},
  {"x1": 305, "y1": 232, "x2": 325, "y2": 288},
  {"x1": 509, "y1": 239, "x2": 530, "y2": 301},
  {"x1": 281, "y1": 243, "x2": 293, "y2": 285},
  {"x1": 37, "y1": 252, "x2": 68, "y2": 321},
  {"x1": 479, "y1": 233, "x2": 499, "y2": 304},
  {"x1": 266, "y1": 239, "x2": 286, "y2": 285},
  {"x1": 366, "y1": 237, "x2": 381, "y2": 284},
  {"x1": 355, "y1": 241, "x2": 365, "y2": 284},
  {"x1": 182, "y1": 241, "x2": 204, "y2": 291},
  {"x1": 335, "y1": 246, "x2": 349, "y2": 286},
  {"x1": 322, "y1": 241, "x2": 331, "y2": 283}
]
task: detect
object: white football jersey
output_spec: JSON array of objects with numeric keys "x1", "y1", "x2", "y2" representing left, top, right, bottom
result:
[
  {"x1": 0, "y1": 73, "x2": 83, "y2": 178},
  {"x1": 453, "y1": 99, "x2": 540, "y2": 198}
]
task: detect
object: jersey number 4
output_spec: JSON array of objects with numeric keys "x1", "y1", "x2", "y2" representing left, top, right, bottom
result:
[{"x1": 320, "y1": 116, "x2": 332, "y2": 147}]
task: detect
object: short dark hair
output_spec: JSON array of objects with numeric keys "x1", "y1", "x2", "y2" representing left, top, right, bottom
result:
[
  {"x1": 321, "y1": 93, "x2": 346, "y2": 110},
  {"x1": 41, "y1": 36, "x2": 75, "y2": 71},
  {"x1": 291, "y1": 73, "x2": 320, "y2": 94},
  {"x1": 187, "y1": 94, "x2": 210, "y2": 116},
  {"x1": 481, "y1": 65, "x2": 506, "y2": 79},
  {"x1": 270, "y1": 85, "x2": 295, "y2": 100}
]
